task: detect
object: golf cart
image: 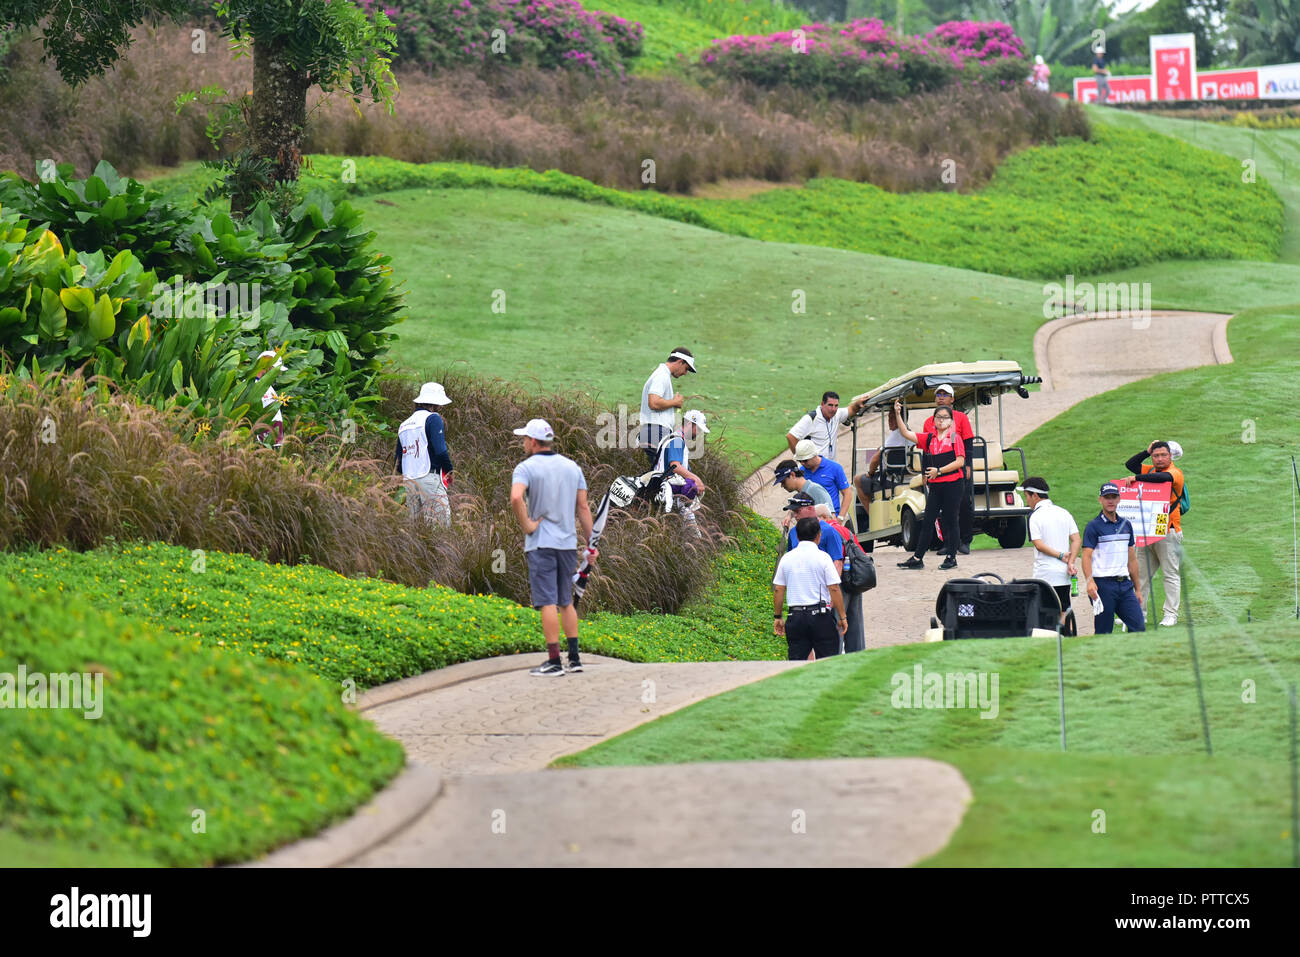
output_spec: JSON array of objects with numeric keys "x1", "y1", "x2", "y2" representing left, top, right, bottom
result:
[{"x1": 846, "y1": 361, "x2": 1041, "y2": 553}]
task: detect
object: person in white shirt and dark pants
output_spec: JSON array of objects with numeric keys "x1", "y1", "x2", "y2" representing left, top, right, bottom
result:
[
  {"x1": 773, "y1": 517, "x2": 847, "y2": 660},
  {"x1": 1023, "y1": 477, "x2": 1081, "y2": 625}
]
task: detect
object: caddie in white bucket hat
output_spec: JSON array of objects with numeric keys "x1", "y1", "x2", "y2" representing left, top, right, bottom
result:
[{"x1": 396, "y1": 381, "x2": 454, "y2": 528}]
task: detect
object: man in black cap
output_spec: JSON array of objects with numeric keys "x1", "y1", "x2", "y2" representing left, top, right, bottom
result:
[
  {"x1": 773, "y1": 459, "x2": 832, "y2": 531},
  {"x1": 782, "y1": 492, "x2": 843, "y2": 572},
  {"x1": 1080, "y1": 482, "x2": 1145, "y2": 634}
]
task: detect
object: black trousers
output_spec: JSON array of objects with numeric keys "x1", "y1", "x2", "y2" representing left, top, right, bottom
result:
[
  {"x1": 786, "y1": 611, "x2": 841, "y2": 660},
  {"x1": 913, "y1": 480, "x2": 963, "y2": 560},
  {"x1": 960, "y1": 473, "x2": 974, "y2": 544}
]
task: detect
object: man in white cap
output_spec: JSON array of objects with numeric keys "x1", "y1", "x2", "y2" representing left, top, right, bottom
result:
[
  {"x1": 255, "y1": 350, "x2": 286, "y2": 448},
  {"x1": 652, "y1": 409, "x2": 710, "y2": 537},
  {"x1": 639, "y1": 347, "x2": 696, "y2": 467},
  {"x1": 1124, "y1": 439, "x2": 1186, "y2": 626},
  {"x1": 396, "y1": 381, "x2": 454, "y2": 528},
  {"x1": 794, "y1": 439, "x2": 851, "y2": 523},
  {"x1": 510, "y1": 418, "x2": 596, "y2": 676}
]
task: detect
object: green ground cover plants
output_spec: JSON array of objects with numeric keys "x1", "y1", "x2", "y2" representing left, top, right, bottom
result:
[
  {"x1": 0, "y1": 512, "x2": 785, "y2": 689},
  {"x1": 0, "y1": 578, "x2": 404, "y2": 867}
]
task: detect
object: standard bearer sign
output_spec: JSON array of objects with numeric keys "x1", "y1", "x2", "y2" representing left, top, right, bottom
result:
[{"x1": 1150, "y1": 33, "x2": 1197, "y2": 102}]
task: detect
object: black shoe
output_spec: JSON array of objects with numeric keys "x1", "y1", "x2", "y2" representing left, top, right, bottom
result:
[
  {"x1": 958, "y1": 543, "x2": 971, "y2": 555},
  {"x1": 939, "y1": 557, "x2": 959, "y2": 570},
  {"x1": 565, "y1": 658, "x2": 584, "y2": 673},
  {"x1": 897, "y1": 556, "x2": 924, "y2": 569},
  {"x1": 530, "y1": 659, "x2": 565, "y2": 677}
]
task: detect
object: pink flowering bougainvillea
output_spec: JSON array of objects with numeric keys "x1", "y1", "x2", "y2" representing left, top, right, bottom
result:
[
  {"x1": 357, "y1": 0, "x2": 644, "y2": 77},
  {"x1": 697, "y1": 18, "x2": 1027, "y2": 101}
]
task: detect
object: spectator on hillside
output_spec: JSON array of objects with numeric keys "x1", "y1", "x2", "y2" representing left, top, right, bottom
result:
[
  {"x1": 773, "y1": 516, "x2": 847, "y2": 661},
  {"x1": 396, "y1": 381, "x2": 454, "y2": 527},
  {"x1": 1092, "y1": 49, "x2": 1111, "y2": 104},
  {"x1": 1032, "y1": 55, "x2": 1051, "y2": 93},
  {"x1": 638, "y1": 347, "x2": 696, "y2": 467},
  {"x1": 786, "y1": 390, "x2": 870, "y2": 461},
  {"x1": 794, "y1": 439, "x2": 851, "y2": 523}
]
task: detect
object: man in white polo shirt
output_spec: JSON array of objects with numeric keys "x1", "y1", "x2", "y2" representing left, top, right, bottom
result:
[
  {"x1": 785, "y1": 390, "x2": 870, "y2": 461},
  {"x1": 638, "y1": 347, "x2": 697, "y2": 467},
  {"x1": 1023, "y1": 477, "x2": 1081, "y2": 625},
  {"x1": 773, "y1": 516, "x2": 847, "y2": 660},
  {"x1": 1081, "y1": 482, "x2": 1145, "y2": 634}
]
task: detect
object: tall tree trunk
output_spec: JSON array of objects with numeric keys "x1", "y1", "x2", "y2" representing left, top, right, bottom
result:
[{"x1": 250, "y1": 34, "x2": 310, "y2": 200}]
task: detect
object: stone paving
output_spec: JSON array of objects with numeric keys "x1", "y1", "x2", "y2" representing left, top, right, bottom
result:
[{"x1": 362, "y1": 654, "x2": 800, "y2": 776}]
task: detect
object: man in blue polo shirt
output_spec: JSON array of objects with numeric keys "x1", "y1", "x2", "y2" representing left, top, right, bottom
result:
[
  {"x1": 1081, "y1": 482, "x2": 1145, "y2": 634},
  {"x1": 793, "y1": 439, "x2": 851, "y2": 522}
]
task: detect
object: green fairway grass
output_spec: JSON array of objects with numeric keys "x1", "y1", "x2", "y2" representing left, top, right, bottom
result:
[
  {"x1": 351, "y1": 185, "x2": 1047, "y2": 462},
  {"x1": 1018, "y1": 304, "x2": 1300, "y2": 626},
  {"x1": 558, "y1": 622, "x2": 1300, "y2": 866}
]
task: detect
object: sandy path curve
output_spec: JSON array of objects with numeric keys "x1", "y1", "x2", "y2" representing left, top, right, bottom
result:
[{"x1": 740, "y1": 311, "x2": 1232, "y2": 645}]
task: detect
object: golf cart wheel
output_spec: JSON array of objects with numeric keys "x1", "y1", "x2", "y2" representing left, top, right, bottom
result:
[
  {"x1": 862, "y1": 538, "x2": 875, "y2": 553},
  {"x1": 997, "y1": 516, "x2": 1027, "y2": 549},
  {"x1": 900, "y1": 508, "x2": 918, "y2": 552}
]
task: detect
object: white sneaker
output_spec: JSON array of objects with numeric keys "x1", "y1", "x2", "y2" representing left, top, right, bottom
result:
[{"x1": 1160, "y1": 614, "x2": 1179, "y2": 627}]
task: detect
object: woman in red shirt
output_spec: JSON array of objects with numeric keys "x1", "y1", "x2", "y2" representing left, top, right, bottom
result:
[{"x1": 892, "y1": 399, "x2": 966, "y2": 570}]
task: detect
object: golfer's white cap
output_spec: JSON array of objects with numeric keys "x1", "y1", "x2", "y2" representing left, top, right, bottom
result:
[
  {"x1": 670, "y1": 350, "x2": 697, "y2": 372},
  {"x1": 1035, "y1": 54, "x2": 1045, "y2": 65},
  {"x1": 256, "y1": 349, "x2": 284, "y2": 370},
  {"x1": 513, "y1": 418, "x2": 554, "y2": 441},
  {"x1": 1168, "y1": 440, "x2": 1183, "y2": 460},
  {"x1": 794, "y1": 438, "x2": 817, "y2": 461},
  {"x1": 935, "y1": 383, "x2": 955, "y2": 396},
  {"x1": 684, "y1": 409, "x2": 710, "y2": 434},
  {"x1": 414, "y1": 382, "x2": 451, "y2": 406}
]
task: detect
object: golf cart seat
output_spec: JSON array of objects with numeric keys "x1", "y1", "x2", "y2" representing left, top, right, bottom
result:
[{"x1": 968, "y1": 438, "x2": 1020, "y2": 486}]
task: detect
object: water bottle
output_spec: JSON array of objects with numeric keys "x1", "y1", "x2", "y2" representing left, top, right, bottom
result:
[{"x1": 1070, "y1": 575, "x2": 1079, "y2": 597}]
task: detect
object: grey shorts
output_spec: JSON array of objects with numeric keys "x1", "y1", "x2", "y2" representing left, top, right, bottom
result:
[{"x1": 526, "y1": 547, "x2": 577, "y2": 609}]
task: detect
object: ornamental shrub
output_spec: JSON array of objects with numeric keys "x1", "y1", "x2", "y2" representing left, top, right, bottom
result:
[
  {"x1": 697, "y1": 17, "x2": 1029, "y2": 101},
  {"x1": 358, "y1": 0, "x2": 645, "y2": 77},
  {"x1": 0, "y1": 162, "x2": 404, "y2": 430}
]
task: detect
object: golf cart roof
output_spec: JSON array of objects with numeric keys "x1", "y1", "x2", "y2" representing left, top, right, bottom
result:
[{"x1": 851, "y1": 361, "x2": 1034, "y2": 415}]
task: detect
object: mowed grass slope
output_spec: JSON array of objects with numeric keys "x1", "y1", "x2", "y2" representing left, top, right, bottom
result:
[
  {"x1": 355, "y1": 185, "x2": 1048, "y2": 462},
  {"x1": 1018, "y1": 305, "x2": 1300, "y2": 626},
  {"x1": 560, "y1": 622, "x2": 1300, "y2": 866}
]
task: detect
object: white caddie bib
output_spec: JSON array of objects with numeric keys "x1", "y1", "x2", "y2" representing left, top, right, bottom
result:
[{"x1": 397, "y1": 409, "x2": 434, "y2": 479}]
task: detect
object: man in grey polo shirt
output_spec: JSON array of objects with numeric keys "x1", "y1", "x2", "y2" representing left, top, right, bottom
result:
[{"x1": 509, "y1": 418, "x2": 597, "y2": 676}]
